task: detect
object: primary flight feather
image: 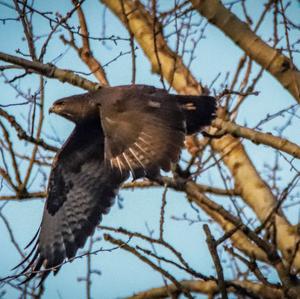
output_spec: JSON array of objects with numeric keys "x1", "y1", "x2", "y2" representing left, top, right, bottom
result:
[{"x1": 15, "y1": 84, "x2": 216, "y2": 284}]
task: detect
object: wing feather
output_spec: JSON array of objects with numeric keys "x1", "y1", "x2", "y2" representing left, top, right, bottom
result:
[
  {"x1": 13, "y1": 84, "x2": 216, "y2": 284},
  {"x1": 16, "y1": 119, "x2": 128, "y2": 284},
  {"x1": 100, "y1": 86, "x2": 186, "y2": 177}
]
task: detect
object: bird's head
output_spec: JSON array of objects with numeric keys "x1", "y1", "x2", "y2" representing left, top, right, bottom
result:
[{"x1": 49, "y1": 93, "x2": 99, "y2": 123}]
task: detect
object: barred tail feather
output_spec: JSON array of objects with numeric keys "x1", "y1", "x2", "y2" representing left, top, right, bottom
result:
[{"x1": 176, "y1": 95, "x2": 217, "y2": 134}]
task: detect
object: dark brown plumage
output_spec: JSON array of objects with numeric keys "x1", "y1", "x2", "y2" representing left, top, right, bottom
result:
[{"x1": 15, "y1": 84, "x2": 216, "y2": 284}]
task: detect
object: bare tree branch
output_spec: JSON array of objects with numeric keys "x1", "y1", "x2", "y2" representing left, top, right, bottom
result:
[
  {"x1": 0, "y1": 51, "x2": 99, "y2": 90},
  {"x1": 212, "y1": 118, "x2": 300, "y2": 159},
  {"x1": 190, "y1": 0, "x2": 300, "y2": 103}
]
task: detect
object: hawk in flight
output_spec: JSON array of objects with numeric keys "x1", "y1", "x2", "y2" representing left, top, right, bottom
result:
[{"x1": 15, "y1": 85, "x2": 216, "y2": 284}]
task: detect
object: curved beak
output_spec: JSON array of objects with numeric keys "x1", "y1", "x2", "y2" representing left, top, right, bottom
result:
[{"x1": 48, "y1": 106, "x2": 54, "y2": 114}]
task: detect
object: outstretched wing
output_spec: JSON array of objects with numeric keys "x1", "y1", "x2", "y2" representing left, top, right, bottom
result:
[
  {"x1": 100, "y1": 86, "x2": 186, "y2": 178},
  {"x1": 16, "y1": 119, "x2": 128, "y2": 284}
]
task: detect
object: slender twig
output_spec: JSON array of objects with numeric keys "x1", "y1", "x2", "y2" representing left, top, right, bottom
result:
[{"x1": 203, "y1": 224, "x2": 228, "y2": 299}]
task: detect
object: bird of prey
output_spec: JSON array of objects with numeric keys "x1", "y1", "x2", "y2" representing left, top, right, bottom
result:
[{"x1": 15, "y1": 84, "x2": 216, "y2": 284}]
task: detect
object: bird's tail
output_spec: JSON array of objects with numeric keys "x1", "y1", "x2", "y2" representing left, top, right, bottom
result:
[{"x1": 176, "y1": 95, "x2": 217, "y2": 135}]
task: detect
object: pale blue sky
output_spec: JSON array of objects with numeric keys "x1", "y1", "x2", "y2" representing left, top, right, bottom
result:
[{"x1": 0, "y1": 1, "x2": 299, "y2": 298}]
